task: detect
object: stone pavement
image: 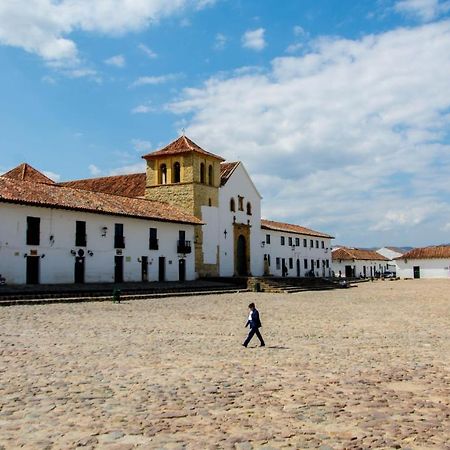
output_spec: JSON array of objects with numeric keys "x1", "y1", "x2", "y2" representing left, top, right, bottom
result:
[{"x1": 0, "y1": 279, "x2": 449, "y2": 449}]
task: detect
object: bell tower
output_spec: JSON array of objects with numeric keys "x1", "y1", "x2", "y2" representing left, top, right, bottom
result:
[{"x1": 142, "y1": 136, "x2": 224, "y2": 276}]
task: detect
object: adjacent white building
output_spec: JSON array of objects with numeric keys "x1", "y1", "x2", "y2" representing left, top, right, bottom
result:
[
  {"x1": 395, "y1": 246, "x2": 450, "y2": 279},
  {"x1": 0, "y1": 165, "x2": 199, "y2": 284},
  {"x1": 332, "y1": 247, "x2": 389, "y2": 278},
  {"x1": 1, "y1": 136, "x2": 334, "y2": 285},
  {"x1": 261, "y1": 220, "x2": 333, "y2": 277}
]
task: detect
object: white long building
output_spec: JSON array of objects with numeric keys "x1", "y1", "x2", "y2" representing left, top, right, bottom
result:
[
  {"x1": 395, "y1": 246, "x2": 450, "y2": 279},
  {"x1": 0, "y1": 136, "x2": 334, "y2": 284}
]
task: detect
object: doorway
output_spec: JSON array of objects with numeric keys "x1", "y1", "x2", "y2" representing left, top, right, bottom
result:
[
  {"x1": 114, "y1": 256, "x2": 123, "y2": 283},
  {"x1": 74, "y1": 257, "x2": 85, "y2": 283},
  {"x1": 413, "y1": 266, "x2": 420, "y2": 279},
  {"x1": 236, "y1": 235, "x2": 247, "y2": 276},
  {"x1": 178, "y1": 258, "x2": 186, "y2": 281},
  {"x1": 296, "y1": 258, "x2": 300, "y2": 277},
  {"x1": 141, "y1": 256, "x2": 148, "y2": 282},
  {"x1": 345, "y1": 265, "x2": 353, "y2": 278},
  {"x1": 26, "y1": 256, "x2": 39, "y2": 284},
  {"x1": 158, "y1": 257, "x2": 165, "y2": 281}
]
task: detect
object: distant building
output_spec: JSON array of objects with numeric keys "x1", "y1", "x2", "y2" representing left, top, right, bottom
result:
[
  {"x1": 332, "y1": 247, "x2": 389, "y2": 278},
  {"x1": 0, "y1": 136, "x2": 334, "y2": 284},
  {"x1": 376, "y1": 246, "x2": 406, "y2": 275},
  {"x1": 395, "y1": 246, "x2": 450, "y2": 279}
]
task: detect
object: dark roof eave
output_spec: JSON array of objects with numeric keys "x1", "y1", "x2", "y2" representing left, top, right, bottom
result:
[
  {"x1": 0, "y1": 198, "x2": 203, "y2": 226},
  {"x1": 260, "y1": 224, "x2": 334, "y2": 239}
]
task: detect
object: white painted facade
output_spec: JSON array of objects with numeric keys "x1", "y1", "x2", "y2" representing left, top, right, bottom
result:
[
  {"x1": 263, "y1": 230, "x2": 332, "y2": 277},
  {"x1": 332, "y1": 257, "x2": 388, "y2": 278},
  {"x1": 0, "y1": 203, "x2": 195, "y2": 284},
  {"x1": 396, "y1": 258, "x2": 450, "y2": 279},
  {"x1": 217, "y1": 163, "x2": 263, "y2": 277}
]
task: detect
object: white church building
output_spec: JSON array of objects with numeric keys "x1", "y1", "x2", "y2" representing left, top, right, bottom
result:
[{"x1": 0, "y1": 136, "x2": 333, "y2": 285}]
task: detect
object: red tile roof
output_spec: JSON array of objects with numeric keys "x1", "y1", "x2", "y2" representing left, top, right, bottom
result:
[
  {"x1": 3, "y1": 163, "x2": 55, "y2": 185},
  {"x1": 142, "y1": 135, "x2": 225, "y2": 161},
  {"x1": 59, "y1": 173, "x2": 146, "y2": 198},
  {"x1": 261, "y1": 219, "x2": 334, "y2": 239},
  {"x1": 332, "y1": 247, "x2": 389, "y2": 261},
  {"x1": 0, "y1": 176, "x2": 202, "y2": 225},
  {"x1": 396, "y1": 245, "x2": 450, "y2": 260},
  {"x1": 220, "y1": 161, "x2": 240, "y2": 186}
]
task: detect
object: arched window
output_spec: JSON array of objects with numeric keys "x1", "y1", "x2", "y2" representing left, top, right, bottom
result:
[
  {"x1": 208, "y1": 164, "x2": 213, "y2": 186},
  {"x1": 160, "y1": 164, "x2": 167, "y2": 184},
  {"x1": 173, "y1": 162, "x2": 180, "y2": 183},
  {"x1": 200, "y1": 163, "x2": 205, "y2": 184},
  {"x1": 246, "y1": 202, "x2": 252, "y2": 215},
  {"x1": 230, "y1": 198, "x2": 236, "y2": 212}
]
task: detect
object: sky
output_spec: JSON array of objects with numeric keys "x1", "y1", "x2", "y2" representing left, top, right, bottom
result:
[{"x1": 1, "y1": 0, "x2": 450, "y2": 247}]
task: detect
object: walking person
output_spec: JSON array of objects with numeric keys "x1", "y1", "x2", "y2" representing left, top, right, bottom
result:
[{"x1": 242, "y1": 303, "x2": 265, "y2": 347}]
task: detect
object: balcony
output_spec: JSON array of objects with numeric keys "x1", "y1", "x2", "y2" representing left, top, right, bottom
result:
[
  {"x1": 114, "y1": 235, "x2": 125, "y2": 249},
  {"x1": 149, "y1": 239, "x2": 159, "y2": 250},
  {"x1": 177, "y1": 240, "x2": 192, "y2": 254}
]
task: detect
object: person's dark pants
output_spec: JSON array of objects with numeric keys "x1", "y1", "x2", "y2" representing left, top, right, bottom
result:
[{"x1": 243, "y1": 327, "x2": 265, "y2": 347}]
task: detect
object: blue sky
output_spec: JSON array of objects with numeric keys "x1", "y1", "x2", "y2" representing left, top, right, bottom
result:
[{"x1": 1, "y1": 0, "x2": 450, "y2": 247}]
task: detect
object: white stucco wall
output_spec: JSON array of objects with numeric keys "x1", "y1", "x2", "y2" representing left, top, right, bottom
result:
[
  {"x1": 263, "y1": 230, "x2": 332, "y2": 277},
  {"x1": 0, "y1": 202, "x2": 195, "y2": 284},
  {"x1": 218, "y1": 163, "x2": 263, "y2": 277},
  {"x1": 332, "y1": 259, "x2": 388, "y2": 278},
  {"x1": 396, "y1": 258, "x2": 450, "y2": 279}
]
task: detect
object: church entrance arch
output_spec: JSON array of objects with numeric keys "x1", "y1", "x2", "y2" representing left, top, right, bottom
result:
[
  {"x1": 236, "y1": 235, "x2": 247, "y2": 276},
  {"x1": 233, "y1": 223, "x2": 251, "y2": 276}
]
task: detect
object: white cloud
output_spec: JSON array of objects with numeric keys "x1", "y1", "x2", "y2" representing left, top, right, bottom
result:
[
  {"x1": 168, "y1": 20, "x2": 450, "y2": 246},
  {"x1": 88, "y1": 164, "x2": 102, "y2": 176},
  {"x1": 43, "y1": 170, "x2": 61, "y2": 182},
  {"x1": 242, "y1": 28, "x2": 266, "y2": 51},
  {"x1": 394, "y1": 0, "x2": 450, "y2": 21},
  {"x1": 138, "y1": 43, "x2": 158, "y2": 59},
  {"x1": 104, "y1": 54, "x2": 125, "y2": 67},
  {"x1": 131, "y1": 139, "x2": 152, "y2": 152},
  {"x1": 131, "y1": 102, "x2": 154, "y2": 114},
  {"x1": 214, "y1": 33, "x2": 227, "y2": 50},
  {"x1": 0, "y1": 0, "x2": 214, "y2": 71},
  {"x1": 130, "y1": 73, "x2": 180, "y2": 87},
  {"x1": 109, "y1": 162, "x2": 146, "y2": 176}
]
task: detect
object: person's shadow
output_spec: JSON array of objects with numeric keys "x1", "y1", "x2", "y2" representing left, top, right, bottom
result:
[{"x1": 266, "y1": 345, "x2": 290, "y2": 350}]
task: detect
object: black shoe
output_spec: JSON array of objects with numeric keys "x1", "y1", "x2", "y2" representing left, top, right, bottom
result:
[
  {"x1": 260, "y1": 343, "x2": 265, "y2": 347},
  {"x1": 242, "y1": 344, "x2": 247, "y2": 347}
]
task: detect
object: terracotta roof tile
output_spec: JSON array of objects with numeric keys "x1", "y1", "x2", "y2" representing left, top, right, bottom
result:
[
  {"x1": 0, "y1": 176, "x2": 202, "y2": 225},
  {"x1": 59, "y1": 173, "x2": 146, "y2": 198},
  {"x1": 3, "y1": 163, "x2": 55, "y2": 185},
  {"x1": 332, "y1": 247, "x2": 389, "y2": 261},
  {"x1": 396, "y1": 245, "x2": 450, "y2": 260},
  {"x1": 220, "y1": 161, "x2": 240, "y2": 186},
  {"x1": 142, "y1": 135, "x2": 225, "y2": 161},
  {"x1": 261, "y1": 219, "x2": 333, "y2": 239}
]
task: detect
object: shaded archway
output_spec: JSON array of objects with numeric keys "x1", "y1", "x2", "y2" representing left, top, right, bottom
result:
[{"x1": 236, "y1": 234, "x2": 247, "y2": 276}]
